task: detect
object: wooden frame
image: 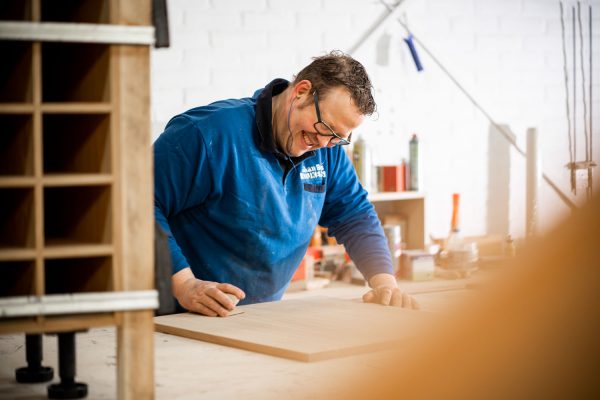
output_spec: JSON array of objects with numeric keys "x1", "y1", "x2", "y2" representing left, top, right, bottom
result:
[{"x1": 0, "y1": 0, "x2": 155, "y2": 398}]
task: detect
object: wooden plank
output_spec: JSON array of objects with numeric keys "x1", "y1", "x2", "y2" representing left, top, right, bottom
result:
[
  {"x1": 155, "y1": 297, "x2": 430, "y2": 362},
  {"x1": 0, "y1": 313, "x2": 116, "y2": 334}
]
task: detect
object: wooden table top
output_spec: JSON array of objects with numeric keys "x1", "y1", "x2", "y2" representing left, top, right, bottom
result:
[{"x1": 0, "y1": 279, "x2": 476, "y2": 399}]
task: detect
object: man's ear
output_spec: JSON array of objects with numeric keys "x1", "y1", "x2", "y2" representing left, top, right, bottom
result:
[{"x1": 292, "y1": 79, "x2": 312, "y2": 99}]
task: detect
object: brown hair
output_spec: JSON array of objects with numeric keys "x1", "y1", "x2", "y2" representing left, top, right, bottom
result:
[{"x1": 292, "y1": 50, "x2": 376, "y2": 116}]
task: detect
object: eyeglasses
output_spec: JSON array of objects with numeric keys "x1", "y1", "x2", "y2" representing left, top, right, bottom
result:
[{"x1": 312, "y1": 91, "x2": 352, "y2": 146}]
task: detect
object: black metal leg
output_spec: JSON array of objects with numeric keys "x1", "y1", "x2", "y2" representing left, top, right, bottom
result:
[
  {"x1": 47, "y1": 332, "x2": 88, "y2": 399},
  {"x1": 15, "y1": 334, "x2": 54, "y2": 383}
]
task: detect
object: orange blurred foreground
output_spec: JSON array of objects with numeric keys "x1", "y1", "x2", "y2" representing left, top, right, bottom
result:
[{"x1": 339, "y1": 194, "x2": 600, "y2": 399}]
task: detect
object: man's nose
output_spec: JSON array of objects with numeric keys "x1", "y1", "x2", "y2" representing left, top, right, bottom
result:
[{"x1": 314, "y1": 134, "x2": 331, "y2": 148}]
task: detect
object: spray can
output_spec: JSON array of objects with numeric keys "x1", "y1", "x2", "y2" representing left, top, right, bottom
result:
[
  {"x1": 409, "y1": 134, "x2": 419, "y2": 191},
  {"x1": 352, "y1": 136, "x2": 373, "y2": 191}
]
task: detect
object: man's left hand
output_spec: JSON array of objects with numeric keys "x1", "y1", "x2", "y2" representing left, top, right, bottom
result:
[{"x1": 363, "y1": 273, "x2": 420, "y2": 310}]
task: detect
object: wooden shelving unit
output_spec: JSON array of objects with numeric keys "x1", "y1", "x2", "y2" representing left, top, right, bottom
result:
[
  {"x1": 0, "y1": 0, "x2": 156, "y2": 398},
  {"x1": 368, "y1": 191, "x2": 426, "y2": 250}
]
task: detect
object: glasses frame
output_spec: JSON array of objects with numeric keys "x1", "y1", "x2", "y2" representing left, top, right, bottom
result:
[{"x1": 312, "y1": 91, "x2": 352, "y2": 146}]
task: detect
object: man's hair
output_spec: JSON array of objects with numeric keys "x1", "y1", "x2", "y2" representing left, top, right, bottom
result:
[{"x1": 292, "y1": 50, "x2": 376, "y2": 116}]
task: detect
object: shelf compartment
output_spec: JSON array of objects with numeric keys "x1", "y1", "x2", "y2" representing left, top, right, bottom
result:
[
  {"x1": 0, "y1": 261, "x2": 35, "y2": 297},
  {"x1": 42, "y1": 42, "x2": 110, "y2": 102},
  {"x1": 0, "y1": 1, "x2": 33, "y2": 21},
  {"x1": 44, "y1": 256, "x2": 113, "y2": 294},
  {"x1": 43, "y1": 113, "x2": 111, "y2": 174},
  {"x1": 0, "y1": 188, "x2": 35, "y2": 249},
  {"x1": 41, "y1": 0, "x2": 109, "y2": 24},
  {"x1": 44, "y1": 243, "x2": 113, "y2": 259},
  {"x1": 0, "y1": 41, "x2": 33, "y2": 103},
  {"x1": 0, "y1": 114, "x2": 34, "y2": 176},
  {"x1": 44, "y1": 185, "x2": 111, "y2": 245}
]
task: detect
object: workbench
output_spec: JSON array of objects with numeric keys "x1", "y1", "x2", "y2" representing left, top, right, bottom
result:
[{"x1": 0, "y1": 279, "x2": 476, "y2": 399}]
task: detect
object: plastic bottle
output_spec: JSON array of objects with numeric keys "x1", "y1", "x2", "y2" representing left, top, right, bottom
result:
[
  {"x1": 409, "y1": 134, "x2": 419, "y2": 191},
  {"x1": 352, "y1": 136, "x2": 373, "y2": 192},
  {"x1": 444, "y1": 193, "x2": 478, "y2": 270}
]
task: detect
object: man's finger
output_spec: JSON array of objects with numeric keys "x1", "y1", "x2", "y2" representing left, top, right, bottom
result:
[
  {"x1": 390, "y1": 290, "x2": 404, "y2": 307},
  {"x1": 200, "y1": 292, "x2": 230, "y2": 317},
  {"x1": 377, "y1": 287, "x2": 393, "y2": 306},
  {"x1": 217, "y1": 283, "x2": 246, "y2": 300},
  {"x1": 193, "y1": 302, "x2": 218, "y2": 317},
  {"x1": 402, "y1": 292, "x2": 413, "y2": 308},
  {"x1": 362, "y1": 290, "x2": 375, "y2": 303}
]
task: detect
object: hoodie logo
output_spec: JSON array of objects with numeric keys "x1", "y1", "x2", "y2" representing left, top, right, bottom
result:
[{"x1": 300, "y1": 163, "x2": 326, "y2": 180}]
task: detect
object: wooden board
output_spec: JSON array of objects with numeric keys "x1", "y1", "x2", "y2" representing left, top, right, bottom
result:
[{"x1": 154, "y1": 297, "x2": 430, "y2": 362}]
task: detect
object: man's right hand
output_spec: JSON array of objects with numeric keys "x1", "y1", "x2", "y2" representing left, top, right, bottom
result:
[{"x1": 172, "y1": 267, "x2": 245, "y2": 317}]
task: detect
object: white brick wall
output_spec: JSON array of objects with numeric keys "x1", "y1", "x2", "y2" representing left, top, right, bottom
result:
[{"x1": 151, "y1": 0, "x2": 600, "y2": 240}]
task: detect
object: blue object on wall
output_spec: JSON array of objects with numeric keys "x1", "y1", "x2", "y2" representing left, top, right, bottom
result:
[{"x1": 403, "y1": 34, "x2": 423, "y2": 71}]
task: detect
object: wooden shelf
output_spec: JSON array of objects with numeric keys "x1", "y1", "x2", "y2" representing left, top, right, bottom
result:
[
  {"x1": 41, "y1": 0, "x2": 110, "y2": 24},
  {"x1": 0, "y1": 2, "x2": 155, "y2": 396},
  {"x1": 45, "y1": 255, "x2": 113, "y2": 294},
  {"x1": 0, "y1": 41, "x2": 33, "y2": 103},
  {"x1": 43, "y1": 243, "x2": 113, "y2": 259},
  {"x1": 42, "y1": 42, "x2": 110, "y2": 102},
  {"x1": 0, "y1": 187, "x2": 35, "y2": 248},
  {"x1": 368, "y1": 191, "x2": 424, "y2": 202},
  {"x1": 369, "y1": 191, "x2": 425, "y2": 250},
  {"x1": 0, "y1": 248, "x2": 36, "y2": 261},
  {"x1": 0, "y1": 1, "x2": 33, "y2": 21},
  {"x1": 0, "y1": 260, "x2": 35, "y2": 297},
  {"x1": 0, "y1": 177, "x2": 36, "y2": 188},
  {"x1": 44, "y1": 185, "x2": 112, "y2": 245},
  {"x1": 0, "y1": 313, "x2": 117, "y2": 335},
  {"x1": 41, "y1": 102, "x2": 112, "y2": 113},
  {"x1": 0, "y1": 114, "x2": 34, "y2": 176},
  {"x1": 0, "y1": 104, "x2": 35, "y2": 113},
  {"x1": 43, "y1": 173, "x2": 113, "y2": 186},
  {"x1": 43, "y1": 113, "x2": 111, "y2": 174}
]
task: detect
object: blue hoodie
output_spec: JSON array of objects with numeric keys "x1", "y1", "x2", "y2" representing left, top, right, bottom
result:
[{"x1": 154, "y1": 79, "x2": 392, "y2": 305}]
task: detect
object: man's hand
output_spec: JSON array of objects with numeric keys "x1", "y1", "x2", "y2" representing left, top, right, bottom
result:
[
  {"x1": 172, "y1": 268, "x2": 245, "y2": 317},
  {"x1": 362, "y1": 273, "x2": 420, "y2": 310}
]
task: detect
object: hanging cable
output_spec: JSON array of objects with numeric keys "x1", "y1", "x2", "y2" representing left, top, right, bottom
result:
[
  {"x1": 578, "y1": 2, "x2": 589, "y2": 165},
  {"x1": 560, "y1": 2, "x2": 574, "y2": 173}
]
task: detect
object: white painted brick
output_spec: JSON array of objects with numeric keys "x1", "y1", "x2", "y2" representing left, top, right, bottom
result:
[
  {"x1": 151, "y1": 49, "x2": 184, "y2": 71},
  {"x1": 296, "y1": 12, "x2": 352, "y2": 30},
  {"x1": 170, "y1": 0, "x2": 211, "y2": 11},
  {"x1": 475, "y1": 0, "x2": 522, "y2": 16},
  {"x1": 267, "y1": 31, "x2": 324, "y2": 52},
  {"x1": 211, "y1": 31, "x2": 268, "y2": 49},
  {"x1": 426, "y1": 0, "x2": 475, "y2": 17},
  {"x1": 267, "y1": 0, "x2": 322, "y2": 11},
  {"x1": 212, "y1": 0, "x2": 267, "y2": 11},
  {"x1": 170, "y1": 31, "x2": 211, "y2": 50},
  {"x1": 522, "y1": 34, "x2": 564, "y2": 52},
  {"x1": 183, "y1": 11, "x2": 242, "y2": 29},
  {"x1": 211, "y1": 66, "x2": 271, "y2": 88},
  {"x1": 323, "y1": 0, "x2": 372, "y2": 11},
  {"x1": 475, "y1": 35, "x2": 522, "y2": 52},
  {"x1": 243, "y1": 11, "x2": 296, "y2": 29},
  {"x1": 153, "y1": 65, "x2": 211, "y2": 90},
  {"x1": 451, "y1": 15, "x2": 499, "y2": 34},
  {"x1": 500, "y1": 17, "x2": 546, "y2": 35},
  {"x1": 406, "y1": 14, "x2": 451, "y2": 34},
  {"x1": 184, "y1": 49, "x2": 242, "y2": 67},
  {"x1": 240, "y1": 49, "x2": 296, "y2": 68},
  {"x1": 521, "y1": 0, "x2": 563, "y2": 17}
]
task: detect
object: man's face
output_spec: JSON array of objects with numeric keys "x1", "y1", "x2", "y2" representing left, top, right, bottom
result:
[{"x1": 280, "y1": 86, "x2": 364, "y2": 158}]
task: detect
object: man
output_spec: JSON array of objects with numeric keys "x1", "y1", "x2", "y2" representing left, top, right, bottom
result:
[{"x1": 154, "y1": 50, "x2": 418, "y2": 317}]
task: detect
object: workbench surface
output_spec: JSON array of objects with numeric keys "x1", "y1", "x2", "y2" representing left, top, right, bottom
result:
[{"x1": 0, "y1": 280, "x2": 475, "y2": 399}]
